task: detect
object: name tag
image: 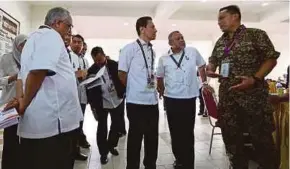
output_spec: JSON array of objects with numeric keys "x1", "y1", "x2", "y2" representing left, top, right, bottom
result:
[{"x1": 220, "y1": 62, "x2": 230, "y2": 77}]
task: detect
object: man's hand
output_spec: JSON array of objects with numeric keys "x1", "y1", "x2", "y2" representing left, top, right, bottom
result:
[
  {"x1": 17, "y1": 98, "x2": 27, "y2": 116},
  {"x1": 229, "y1": 76, "x2": 255, "y2": 91},
  {"x1": 157, "y1": 87, "x2": 164, "y2": 99},
  {"x1": 206, "y1": 70, "x2": 222, "y2": 78},
  {"x1": 3, "y1": 98, "x2": 19, "y2": 111},
  {"x1": 8, "y1": 74, "x2": 18, "y2": 84},
  {"x1": 76, "y1": 70, "x2": 87, "y2": 80}
]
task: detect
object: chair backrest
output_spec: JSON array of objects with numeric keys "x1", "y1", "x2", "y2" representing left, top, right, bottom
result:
[{"x1": 202, "y1": 88, "x2": 218, "y2": 119}]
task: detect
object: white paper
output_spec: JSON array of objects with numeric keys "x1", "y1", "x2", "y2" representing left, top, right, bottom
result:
[
  {"x1": 0, "y1": 107, "x2": 19, "y2": 129},
  {"x1": 79, "y1": 66, "x2": 106, "y2": 86}
]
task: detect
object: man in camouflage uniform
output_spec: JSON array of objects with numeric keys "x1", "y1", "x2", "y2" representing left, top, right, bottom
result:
[{"x1": 206, "y1": 5, "x2": 280, "y2": 169}]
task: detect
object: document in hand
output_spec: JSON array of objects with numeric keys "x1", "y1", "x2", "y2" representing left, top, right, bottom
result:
[
  {"x1": 0, "y1": 105, "x2": 19, "y2": 129},
  {"x1": 79, "y1": 66, "x2": 106, "y2": 88}
]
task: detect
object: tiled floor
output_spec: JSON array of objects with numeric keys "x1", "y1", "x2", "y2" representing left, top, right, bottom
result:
[
  {"x1": 80, "y1": 100, "x2": 259, "y2": 169},
  {"x1": 0, "y1": 91, "x2": 259, "y2": 169}
]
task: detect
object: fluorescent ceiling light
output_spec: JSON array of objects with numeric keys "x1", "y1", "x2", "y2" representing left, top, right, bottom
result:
[
  {"x1": 124, "y1": 22, "x2": 129, "y2": 26},
  {"x1": 171, "y1": 24, "x2": 177, "y2": 27},
  {"x1": 262, "y1": 2, "x2": 269, "y2": 6}
]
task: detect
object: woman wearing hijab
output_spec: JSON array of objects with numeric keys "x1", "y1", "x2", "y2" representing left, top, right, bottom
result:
[{"x1": 0, "y1": 34, "x2": 27, "y2": 169}]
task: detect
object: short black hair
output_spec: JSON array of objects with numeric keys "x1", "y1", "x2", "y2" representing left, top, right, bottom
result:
[
  {"x1": 83, "y1": 42, "x2": 87, "y2": 46},
  {"x1": 219, "y1": 5, "x2": 241, "y2": 21},
  {"x1": 168, "y1": 31, "x2": 180, "y2": 41},
  {"x1": 72, "y1": 34, "x2": 84, "y2": 42},
  {"x1": 136, "y1": 16, "x2": 152, "y2": 36},
  {"x1": 91, "y1": 46, "x2": 105, "y2": 57}
]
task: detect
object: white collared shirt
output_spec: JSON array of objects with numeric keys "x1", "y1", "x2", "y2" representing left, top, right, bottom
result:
[
  {"x1": 18, "y1": 27, "x2": 83, "y2": 139},
  {"x1": 156, "y1": 47, "x2": 205, "y2": 99},
  {"x1": 118, "y1": 38, "x2": 158, "y2": 105},
  {"x1": 68, "y1": 49, "x2": 89, "y2": 104},
  {"x1": 101, "y1": 67, "x2": 123, "y2": 109}
]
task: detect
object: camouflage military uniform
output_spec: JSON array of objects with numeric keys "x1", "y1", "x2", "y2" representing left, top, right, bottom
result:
[{"x1": 209, "y1": 25, "x2": 280, "y2": 169}]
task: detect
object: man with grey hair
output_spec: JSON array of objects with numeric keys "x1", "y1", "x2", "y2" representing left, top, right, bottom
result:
[
  {"x1": 12, "y1": 7, "x2": 82, "y2": 169},
  {"x1": 157, "y1": 31, "x2": 208, "y2": 169}
]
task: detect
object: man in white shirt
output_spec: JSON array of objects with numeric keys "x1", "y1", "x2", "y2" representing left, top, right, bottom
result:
[
  {"x1": 156, "y1": 31, "x2": 208, "y2": 169},
  {"x1": 70, "y1": 34, "x2": 90, "y2": 159},
  {"x1": 15, "y1": 7, "x2": 82, "y2": 169},
  {"x1": 118, "y1": 16, "x2": 159, "y2": 169}
]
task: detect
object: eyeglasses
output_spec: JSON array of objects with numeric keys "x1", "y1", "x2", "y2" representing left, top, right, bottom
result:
[{"x1": 60, "y1": 20, "x2": 73, "y2": 31}]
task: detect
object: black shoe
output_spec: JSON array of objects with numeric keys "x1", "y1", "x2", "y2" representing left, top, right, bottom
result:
[
  {"x1": 80, "y1": 140, "x2": 91, "y2": 148},
  {"x1": 202, "y1": 114, "x2": 208, "y2": 117},
  {"x1": 75, "y1": 153, "x2": 88, "y2": 161},
  {"x1": 118, "y1": 132, "x2": 126, "y2": 137},
  {"x1": 100, "y1": 156, "x2": 108, "y2": 165},
  {"x1": 110, "y1": 148, "x2": 119, "y2": 156},
  {"x1": 198, "y1": 112, "x2": 203, "y2": 116},
  {"x1": 173, "y1": 161, "x2": 182, "y2": 169}
]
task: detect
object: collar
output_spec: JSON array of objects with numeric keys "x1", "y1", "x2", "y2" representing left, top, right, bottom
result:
[
  {"x1": 137, "y1": 38, "x2": 152, "y2": 47},
  {"x1": 168, "y1": 48, "x2": 184, "y2": 56},
  {"x1": 222, "y1": 24, "x2": 246, "y2": 40},
  {"x1": 38, "y1": 25, "x2": 51, "y2": 29}
]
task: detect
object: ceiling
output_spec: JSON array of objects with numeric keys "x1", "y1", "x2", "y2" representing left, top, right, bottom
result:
[{"x1": 28, "y1": 0, "x2": 289, "y2": 40}]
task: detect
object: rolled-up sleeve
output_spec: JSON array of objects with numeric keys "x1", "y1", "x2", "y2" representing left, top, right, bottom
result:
[
  {"x1": 194, "y1": 48, "x2": 206, "y2": 67},
  {"x1": 29, "y1": 31, "x2": 62, "y2": 73},
  {"x1": 254, "y1": 30, "x2": 280, "y2": 60}
]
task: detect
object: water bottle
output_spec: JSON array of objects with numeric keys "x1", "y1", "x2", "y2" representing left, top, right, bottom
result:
[{"x1": 276, "y1": 82, "x2": 284, "y2": 96}]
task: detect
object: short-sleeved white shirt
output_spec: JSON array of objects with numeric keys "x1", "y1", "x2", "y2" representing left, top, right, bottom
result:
[
  {"x1": 118, "y1": 38, "x2": 158, "y2": 105},
  {"x1": 156, "y1": 47, "x2": 206, "y2": 99},
  {"x1": 18, "y1": 27, "x2": 83, "y2": 139}
]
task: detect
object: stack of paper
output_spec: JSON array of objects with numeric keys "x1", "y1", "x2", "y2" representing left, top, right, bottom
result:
[
  {"x1": 80, "y1": 66, "x2": 106, "y2": 89},
  {"x1": 0, "y1": 106, "x2": 19, "y2": 129}
]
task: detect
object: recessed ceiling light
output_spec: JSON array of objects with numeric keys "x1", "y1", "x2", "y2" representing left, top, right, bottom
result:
[
  {"x1": 201, "y1": 0, "x2": 207, "y2": 2},
  {"x1": 262, "y1": 2, "x2": 269, "y2": 6},
  {"x1": 171, "y1": 24, "x2": 177, "y2": 27},
  {"x1": 123, "y1": 22, "x2": 129, "y2": 26}
]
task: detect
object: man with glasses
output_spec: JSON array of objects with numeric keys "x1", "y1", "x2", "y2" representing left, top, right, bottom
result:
[{"x1": 14, "y1": 7, "x2": 83, "y2": 169}]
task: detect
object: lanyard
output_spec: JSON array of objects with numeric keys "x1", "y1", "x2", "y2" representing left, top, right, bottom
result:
[
  {"x1": 169, "y1": 50, "x2": 185, "y2": 69},
  {"x1": 136, "y1": 39, "x2": 154, "y2": 78},
  {"x1": 66, "y1": 49, "x2": 72, "y2": 64},
  {"x1": 223, "y1": 25, "x2": 246, "y2": 57}
]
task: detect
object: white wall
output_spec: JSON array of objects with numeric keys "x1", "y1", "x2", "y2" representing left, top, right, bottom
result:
[
  {"x1": 85, "y1": 35, "x2": 288, "y2": 81},
  {"x1": 0, "y1": 1, "x2": 32, "y2": 34}
]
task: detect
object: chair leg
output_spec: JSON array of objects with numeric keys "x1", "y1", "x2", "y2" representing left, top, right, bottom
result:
[{"x1": 209, "y1": 126, "x2": 215, "y2": 154}]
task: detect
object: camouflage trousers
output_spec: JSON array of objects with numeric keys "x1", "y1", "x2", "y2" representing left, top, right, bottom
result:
[{"x1": 218, "y1": 101, "x2": 279, "y2": 169}]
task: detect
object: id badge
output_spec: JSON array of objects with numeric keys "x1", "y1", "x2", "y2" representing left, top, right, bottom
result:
[
  {"x1": 108, "y1": 83, "x2": 115, "y2": 93},
  {"x1": 146, "y1": 75, "x2": 155, "y2": 90},
  {"x1": 175, "y1": 70, "x2": 184, "y2": 83},
  {"x1": 220, "y1": 62, "x2": 230, "y2": 78}
]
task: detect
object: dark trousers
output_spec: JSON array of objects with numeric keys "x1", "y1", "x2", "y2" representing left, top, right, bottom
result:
[
  {"x1": 79, "y1": 103, "x2": 88, "y2": 143},
  {"x1": 164, "y1": 97, "x2": 196, "y2": 168},
  {"x1": 96, "y1": 102, "x2": 123, "y2": 156},
  {"x1": 126, "y1": 103, "x2": 159, "y2": 169},
  {"x1": 198, "y1": 88, "x2": 205, "y2": 114},
  {"x1": 20, "y1": 130, "x2": 76, "y2": 169},
  {"x1": 118, "y1": 101, "x2": 126, "y2": 134},
  {"x1": 1, "y1": 124, "x2": 21, "y2": 169}
]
